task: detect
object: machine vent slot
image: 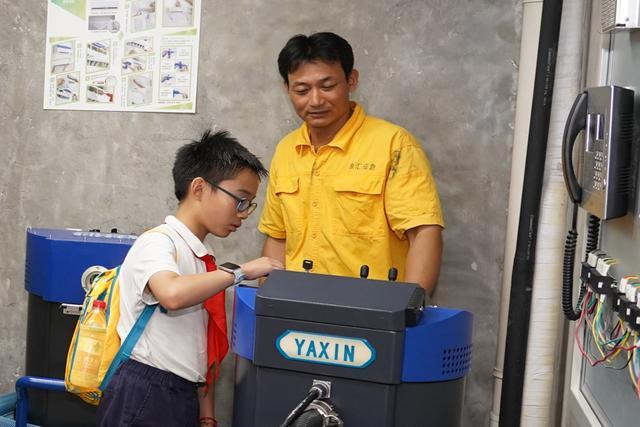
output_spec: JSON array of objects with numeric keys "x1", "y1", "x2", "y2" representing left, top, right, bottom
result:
[
  {"x1": 24, "y1": 258, "x2": 31, "y2": 290},
  {"x1": 441, "y1": 345, "x2": 472, "y2": 376},
  {"x1": 616, "y1": 111, "x2": 634, "y2": 195},
  {"x1": 617, "y1": 166, "x2": 633, "y2": 194},
  {"x1": 619, "y1": 112, "x2": 634, "y2": 142}
]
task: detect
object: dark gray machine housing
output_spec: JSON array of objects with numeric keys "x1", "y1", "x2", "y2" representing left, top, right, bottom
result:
[{"x1": 232, "y1": 270, "x2": 468, "y2": 427}]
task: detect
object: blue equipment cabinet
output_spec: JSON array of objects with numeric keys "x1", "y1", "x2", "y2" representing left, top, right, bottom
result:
[
  {"x1": 24, "y1": 228, "x2": 136, "y2": 427},
  {"x1": 231, "y1": 270, "x2": 473, "y2": 426}
]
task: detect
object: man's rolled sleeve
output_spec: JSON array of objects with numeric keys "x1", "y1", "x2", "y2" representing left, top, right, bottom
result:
[
  {"x1": 385, "y1": 138, "x2": 445, "y2": 240},
  {"x1": 258, "y1": 165, "x2": 287, "y2": 239}
]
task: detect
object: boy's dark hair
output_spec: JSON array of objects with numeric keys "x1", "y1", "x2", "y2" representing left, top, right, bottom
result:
[
  {"x1": 277, "y1": 32, "x2": 354, "y2": 85},
  {"x1": 172, "y1": 129, "x2": 267, "y2": 201}
]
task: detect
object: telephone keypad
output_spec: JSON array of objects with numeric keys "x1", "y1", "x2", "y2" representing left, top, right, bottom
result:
[{"x1": 592, "y1": 150, "x2": 606, "y2": 191}]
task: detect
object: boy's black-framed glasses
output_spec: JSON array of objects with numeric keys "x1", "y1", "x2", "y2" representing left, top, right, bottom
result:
[{"x1": 208, "y1": 182, "x2": 258, "y2": 215}]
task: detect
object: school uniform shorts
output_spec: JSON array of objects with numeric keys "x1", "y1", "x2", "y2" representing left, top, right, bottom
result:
[{"x1": 96, "y1": 359, "x2": 200, "y2": 427}]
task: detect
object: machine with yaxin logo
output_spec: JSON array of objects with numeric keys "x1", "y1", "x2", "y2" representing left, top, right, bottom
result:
[{"x1": 231, "y1": 270, "x2": 473, "y2": 426}]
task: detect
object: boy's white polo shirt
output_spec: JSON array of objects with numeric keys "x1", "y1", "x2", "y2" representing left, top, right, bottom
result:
[{"x1": 117, "y1": 215, "x2": 213, "y2": 383}]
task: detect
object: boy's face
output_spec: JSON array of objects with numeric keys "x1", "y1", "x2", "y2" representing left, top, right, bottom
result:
[{"x1": 201, "y1": 168, "x2": 260, "y2": 238}]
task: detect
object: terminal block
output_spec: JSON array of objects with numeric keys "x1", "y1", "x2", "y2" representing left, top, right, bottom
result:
[
  {"x1": 615, "y1": 295, "x2": 640, "y2": 332},
  {"x1": 581, "y1": 262, "x2": 617, "y2": 295}
]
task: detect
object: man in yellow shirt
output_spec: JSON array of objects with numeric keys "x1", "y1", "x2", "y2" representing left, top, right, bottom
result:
[{"x1": 259, "y1": 32, "x2": 444, "y2": 295}]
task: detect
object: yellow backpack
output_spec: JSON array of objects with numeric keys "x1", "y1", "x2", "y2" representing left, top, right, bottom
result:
[{"x1": 64, "y1": 228, "x2": 171, "y2": 405}]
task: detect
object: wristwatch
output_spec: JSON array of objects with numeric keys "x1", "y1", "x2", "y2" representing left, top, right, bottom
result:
[{"x1": 219, "y1": 262, "x2": 246, "y2": 285}]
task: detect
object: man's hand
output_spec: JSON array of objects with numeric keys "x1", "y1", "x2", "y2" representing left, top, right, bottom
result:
[{"x1": 259, "y1": 236, "x2": 286, "y2": 284}]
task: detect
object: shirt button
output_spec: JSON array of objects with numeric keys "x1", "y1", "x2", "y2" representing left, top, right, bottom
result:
[
  {"x1": 314, "y1": 170, "x2": 320, "y2": 176},
  {"x1": 312, "y1": 233, "x2": 317, "y2": 239},
  {"x1": 312, "y1": 201, "x2": 318, "y2": 207}
]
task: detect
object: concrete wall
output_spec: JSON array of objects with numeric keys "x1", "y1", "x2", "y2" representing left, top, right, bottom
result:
[{"x1": 0, "y1": 0, "x2": 521, "y2": 425}]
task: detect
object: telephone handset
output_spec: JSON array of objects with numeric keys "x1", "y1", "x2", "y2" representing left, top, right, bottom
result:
[{"x1": 562, "y1": 85, "x2": 634, "y2": 220}]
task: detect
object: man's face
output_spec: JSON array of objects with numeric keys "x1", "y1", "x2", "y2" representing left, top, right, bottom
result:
[{"x1": 286, "y1": 60, "x2": 358, "y2": 137}]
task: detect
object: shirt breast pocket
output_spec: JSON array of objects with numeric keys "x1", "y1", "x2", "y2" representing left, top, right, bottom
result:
[
  {"x1": 275, "y1": 177, "x2": 304, "y2": 232},
  {"x1": 331, "y1": 175, "x2": 386, "y2": 236}
]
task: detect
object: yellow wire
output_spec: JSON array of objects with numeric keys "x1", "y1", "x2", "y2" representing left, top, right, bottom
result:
[
  {"x1": 591, "y1": 300, "x2": 606, "y2": 358},
  {"x1": 590, "y1": 298, "x2": 628, "y2": 362},
  {"x1": 629, "y1": 334, "x2": 639, "y2": 390},
  {"x1": 609, "y1": 332, "x2": 629, "y2": 362},
  {"x1": 629, "y1": 354, "x2": 637, "y2": 388}
]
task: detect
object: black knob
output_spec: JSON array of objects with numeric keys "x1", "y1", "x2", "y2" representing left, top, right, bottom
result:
[
  {"x1": 302, "y1": 259, "x2": 314, "y2": 272},
  {"x1": 388, "y1": 267, "x2": 398, "y2": 281},
  {"x1": 110, "y1": 228, "x2": 118, "y2": 233},
  {"x1": 89, "y1": 229, "x2": 100, "y2": 232},
  {"x1": 360, "y1": 265, "x2": 369, "y2": 279}
]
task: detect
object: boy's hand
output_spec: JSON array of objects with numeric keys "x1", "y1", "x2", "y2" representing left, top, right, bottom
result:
[{"x1": 241, "y1": 257, "x2": 283, "y2": 280}]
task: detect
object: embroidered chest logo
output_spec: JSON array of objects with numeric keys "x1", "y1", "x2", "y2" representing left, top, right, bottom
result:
[{"x1": 349, "y1": 162, "x2": 376, "y2": 171}]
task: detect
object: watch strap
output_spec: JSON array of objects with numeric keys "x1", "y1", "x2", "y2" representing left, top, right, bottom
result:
[{"x1": 232, "y1": 268, "x2": 246, "y2": 284}]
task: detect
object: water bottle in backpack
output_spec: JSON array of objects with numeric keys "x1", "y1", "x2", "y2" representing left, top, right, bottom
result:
[{"x1": 69, "y1": 300, "x2": 107, "y2": 388}]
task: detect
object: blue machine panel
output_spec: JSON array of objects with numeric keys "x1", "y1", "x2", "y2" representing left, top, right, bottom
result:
[
  {"x1": 25, "y1": 228, "x2": 136, "y2": 303},
  {"x1": 231, "y1": 285, "x2": 474, "y2": 383},
  {"x1": 232, "y1": 285, "x2": 258, "y2": 360},
  {"x1": 401, "y1": 307, "x2": 473, "y2": 382}
]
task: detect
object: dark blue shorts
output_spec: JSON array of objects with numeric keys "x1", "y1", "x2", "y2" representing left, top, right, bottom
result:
[{"x1": 96, "y1": 359, "x2": 200, "y2": 427}]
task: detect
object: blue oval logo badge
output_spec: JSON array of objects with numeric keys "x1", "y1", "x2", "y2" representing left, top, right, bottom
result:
[{"x1": 276, "y1": 330, "x2": 376, "y2": 368}]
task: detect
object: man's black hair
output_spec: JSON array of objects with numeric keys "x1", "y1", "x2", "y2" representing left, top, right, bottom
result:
[
  {"x1": 277, "y1": 32, "x2": 354, "y2": 85},
  {"x1": 172, "y1": 129, "x2": 267, "y2": 201}
]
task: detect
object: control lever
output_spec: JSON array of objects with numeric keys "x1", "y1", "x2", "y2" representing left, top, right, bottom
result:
[
  {"x1": 388, "y1": 267, "x2": 398, "y2": 281},
  {"x1": 302, "y1": 259, "x2": 313, "y2": 273},
  {"x1": 359, "y1": 265, "x2": 369, "y2": 279}
]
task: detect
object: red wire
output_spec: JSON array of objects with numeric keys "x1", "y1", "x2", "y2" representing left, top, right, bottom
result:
[{"x1": 574, "y1": 292, "x2": 637, "y2": 367}]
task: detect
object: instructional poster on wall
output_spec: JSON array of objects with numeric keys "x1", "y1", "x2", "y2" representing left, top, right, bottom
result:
[{"x1": 43, "y1": 0, "x2": 201, "y2": 113}]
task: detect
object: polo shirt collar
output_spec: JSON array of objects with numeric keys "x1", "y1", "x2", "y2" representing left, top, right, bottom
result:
[
  {"x1": 164, "y1": 215, "x2": 214, "y2": 258},
  {"x1": 296, "y1": 102, "x2": 366, "y2": 151}
]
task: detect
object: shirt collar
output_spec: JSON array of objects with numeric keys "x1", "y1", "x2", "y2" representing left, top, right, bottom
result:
[
  {"x1": 295, "y1": 102, "x2": 366, "y2": 152},
  {"x1": 164, "y1": 215, "x2": 214, "y2": 259}
]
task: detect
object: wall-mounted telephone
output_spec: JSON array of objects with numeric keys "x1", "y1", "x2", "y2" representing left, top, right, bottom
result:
[
  {"x1": 562, "y1": 85, "x2": 634, "y2": 220},
  {"x1": 561, "y1": 86, "x2": 635, "y2": 321}
]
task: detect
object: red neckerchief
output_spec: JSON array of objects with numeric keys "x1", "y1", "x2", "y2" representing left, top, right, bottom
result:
[{"x1": 197, "y1": 254, "x2": 229, "y2": 386}]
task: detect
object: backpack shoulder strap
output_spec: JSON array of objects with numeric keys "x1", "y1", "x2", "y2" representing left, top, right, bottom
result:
[
  {"x1": 100, "y1": 304, "x2": 156, "y2": 390},
  {"x1": 100, "y1": 225, "x2": 179, "y2": 391}
]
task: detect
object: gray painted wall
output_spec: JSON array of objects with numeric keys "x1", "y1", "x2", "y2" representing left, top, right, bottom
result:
[{"x1": 0, "y1": 0, "x2": 521, "y2": 425}]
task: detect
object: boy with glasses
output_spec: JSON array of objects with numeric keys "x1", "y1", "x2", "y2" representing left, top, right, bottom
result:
[{"x1": 97, "y1": 129, "x2": 283, "y2": 427}]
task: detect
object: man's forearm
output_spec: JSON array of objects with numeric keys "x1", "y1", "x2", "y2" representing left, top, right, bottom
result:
[
  {"x1": 405, "y1": 225, "x2": 443, "y2": 296},
  {"x1": 262, "y1": 236, "x2": 286, "y2": 265},
  {"x1": 260, "y1": 236, "x2": 286, "y2": 283}
]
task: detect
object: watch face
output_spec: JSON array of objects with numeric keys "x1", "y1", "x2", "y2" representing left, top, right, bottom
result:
[{"x1": 219, "y1": 262, "x2": 241, "y2": 271}]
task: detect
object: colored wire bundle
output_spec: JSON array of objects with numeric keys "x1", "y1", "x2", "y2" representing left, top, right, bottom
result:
[
  {"x1": 576, "y1": 291, "x2": 635, "y2": 367},
  {"x1": 627, "y1": 334, "x2": 640, "y2": 398}
]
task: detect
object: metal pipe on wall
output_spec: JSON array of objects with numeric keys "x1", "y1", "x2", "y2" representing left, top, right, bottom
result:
[
  {"x1": 499, "y1": 0, "x2": 564, "y2": 424},
  {"x1": 521, "y1": 1, "x2": 586, "y2": 424},
  {"x1": 490, "y1": 1, "x2": 543, "y2": 424},
  {"x1": 491, "y1": 0, "x2": 586, "y2": 424}
]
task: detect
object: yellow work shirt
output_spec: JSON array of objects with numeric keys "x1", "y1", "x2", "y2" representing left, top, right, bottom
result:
[{"x1": 259, "y1": 102, "x2": 444, "y2": 282}]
